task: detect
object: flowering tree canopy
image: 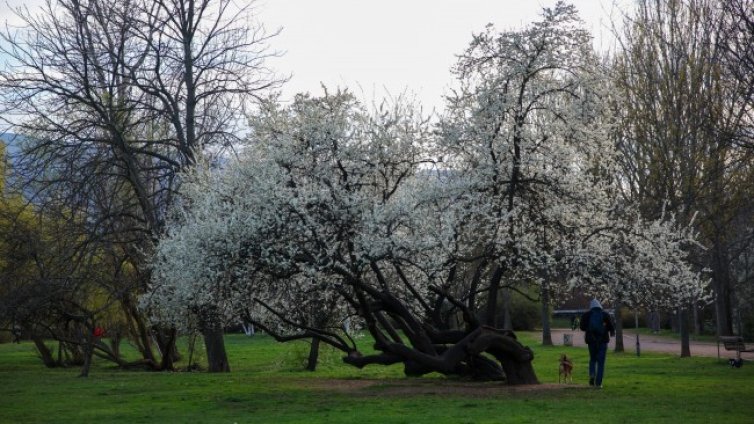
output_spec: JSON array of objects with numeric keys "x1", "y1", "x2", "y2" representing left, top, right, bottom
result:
[{"x1": 144, "y1": 2, "x2": 708, "y2": 384}]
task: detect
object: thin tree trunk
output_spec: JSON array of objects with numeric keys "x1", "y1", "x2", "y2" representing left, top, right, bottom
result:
[
  {"x1": 241, "y1": 322, "x2": 255, "y2": 336},
  {"x1": 306, "y1": 337, "x2": 321, "y2": 371},
  {"x1": 679, "y1": 307, "x2": 691, "y2": 357},
  {"x1": 650, "y1": 310, "x2": 660, "y2": 332},
  {"x1": 713, "y1": 242, "x2": 733, "y2": 337},
  {"x1": 692, "y1": 304, "x2": 701, "y2": 335},
  {"x1": 32, "y1": 336, "x2": 57, "y2": 368},
  {"x1": 187, "y1": 333, "x2": 198, "y2": 370},
  {"x1": 122, "y1": 296, "x2": 158, "y2": 367},
  {"x1": 671, "y1": 310, "x2": 679, "y2": 333},
  {"x1": 634, "y1": 312, "x2": 641, "y2": 356},
  {"x1": 110, "y1": 332, "x2": 121, "y2": 359},
  {"x1": 540, "y1": 288, "x2": 552, "y2": 346},
  {"x1": 79, "y1": 333, "x2": 95, "y2": 377},
  {"x1": 714, "y1": 278, "x2": 732, "y2": 336},
  {"x1": 614, "y1": 302, "x2": 624, "y2": 353}
]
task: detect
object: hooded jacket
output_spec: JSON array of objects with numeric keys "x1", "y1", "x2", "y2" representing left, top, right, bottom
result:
[{"x1": 579, "y1": 300, "x2": 615, "y2": 344}]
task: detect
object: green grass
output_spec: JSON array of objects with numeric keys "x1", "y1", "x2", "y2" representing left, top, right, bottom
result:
[{"x1": 1, "y1": 332, "x2": 753, "y2": 423}]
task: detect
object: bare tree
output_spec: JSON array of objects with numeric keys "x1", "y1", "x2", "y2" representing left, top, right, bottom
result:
[
  {"x1": 0, "y1": 197, "x2": 141, "y2": 375},
  {"x1": 718, "y1": 0, "x2": 754, "y2": 337},
  {"x1": 0, "y1": 0, "x2": 280, "y2": 373},
  {"x1": 611, "y1": 0, "x2": 754, "y2": 352},
  {"x1": 720, "y1": 0, "x2": 754, "y2": 127}
]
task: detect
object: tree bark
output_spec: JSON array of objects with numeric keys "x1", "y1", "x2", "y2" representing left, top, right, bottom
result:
[
  {"x1": 671, "y1": 310, "x2": 679, "y2": 333},
  {"x1": 502, "y1": 288, "x2": 513, "y2": 330},
  {"x1": 343, "y1": 326, "x2": 538, "y2": 384},
  {"x1": 484, "y1": 266, "x2": 504, "y2": 326},
  {"x1": 713, "y1": 271, "x2": 733, "y2": 337},
  {"x1": 122, "y1": 296, "x2": 158, "y2": 368},
  {"x1": 202, "y1": 327, "x2": 230, "y2": 372},
  {"x1": 649, "y1": 310, "x2": 661, "y2": 332},
  {"x1": 79, "y1": 334, "x2": 95, "y2": 378},
  {"x1": 306, "y1": 337, "x2": 321, "y2": 371},
  {"x1": 499, "y1": 354, "x2": 538, "y2": 385},
  {"x1": 679, "y1": 307, "x2": 691, "y2": 357},
  {"x1": 692, "y1": 304, "x2": 701, "y2": 335},
  {"x1": 540, "y1": 288, "x2": 552, "y2": 346},
  {"x1": 614, "y1": 302, "x2": 624, "y2": 353},
  {"x1": 155, "y1": 328, "x2": 179, "y2": 371},
  {"x1": 709, "y1": 234, "x2": 733, "y2": 337},
  {"x1": 109, "y1": 331, "x2": 121, "y2": 359},
  {"x1": 469, "y1": 331, "x2": 538, "y2": 385},
  {"x1": 32, "y1": 336, "x2": 57, "y2": 368}
]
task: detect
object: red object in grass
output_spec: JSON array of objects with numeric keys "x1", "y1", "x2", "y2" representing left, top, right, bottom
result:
[{"x1": 93, "y1": 327, "x2": 105, "y2": 338}]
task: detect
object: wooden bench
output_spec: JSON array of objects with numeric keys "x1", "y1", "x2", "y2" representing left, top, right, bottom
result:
[{"x1": 718, "y1": 336, "x2": 754, "y2": 360}]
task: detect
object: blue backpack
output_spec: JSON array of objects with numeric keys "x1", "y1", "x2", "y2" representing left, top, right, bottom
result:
[{"x1": 588, "y1": 310, "x2": 605, "y2": 340}]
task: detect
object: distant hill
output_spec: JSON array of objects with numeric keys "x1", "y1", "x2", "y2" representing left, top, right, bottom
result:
[
  {"x1": 0, "y1": 133, "x2": 28, "y2": 191},
  {"x1": 0, "y1": 132, "x2": 24, "y2": 159}
]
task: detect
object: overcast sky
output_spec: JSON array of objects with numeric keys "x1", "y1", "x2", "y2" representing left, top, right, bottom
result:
[
  {"x1": 0, "y1": 0, "x2": 632, "y2": 128},
  {"x1": 259, "y1": 0, "x2": 630, "y2": 113}
]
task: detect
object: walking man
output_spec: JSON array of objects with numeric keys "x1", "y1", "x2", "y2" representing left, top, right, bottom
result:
[{"x1": 580, "y1": 299, "x2": 615, "y2": 388}]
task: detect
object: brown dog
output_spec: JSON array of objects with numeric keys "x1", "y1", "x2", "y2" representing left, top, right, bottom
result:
[{"x1": 558, "y1": 354, "x2": 573, "y2": 383}]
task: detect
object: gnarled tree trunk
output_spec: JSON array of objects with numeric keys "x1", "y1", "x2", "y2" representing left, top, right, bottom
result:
[
  {"x1": 257, "y1": 285, "x2": 540, "y2": 385},
  {"x1": 339, "y1": 293, "x2": 539, "y2": 385}
]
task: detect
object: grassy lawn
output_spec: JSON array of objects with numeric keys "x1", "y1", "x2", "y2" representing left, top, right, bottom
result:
[
  {"x1": 0, "y1": 332, "x2": 752, "y2": 423},
  {"x1": 625, "y1": 327, "x2": 721, "y2": 343}
]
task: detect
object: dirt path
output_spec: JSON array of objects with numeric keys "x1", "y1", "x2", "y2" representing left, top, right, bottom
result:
[{"x1": 542, "y1": 328, "x2": 754, "y2": 360}]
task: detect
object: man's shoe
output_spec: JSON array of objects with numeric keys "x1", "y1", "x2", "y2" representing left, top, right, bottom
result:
[{"x1": 589, "y1": 377, "x2": 595, "y2": 386}]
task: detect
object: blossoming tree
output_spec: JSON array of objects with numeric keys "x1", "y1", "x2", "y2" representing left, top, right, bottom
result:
[{"x1": 145, "y1": 2, "x2": 708, "y2": 383}]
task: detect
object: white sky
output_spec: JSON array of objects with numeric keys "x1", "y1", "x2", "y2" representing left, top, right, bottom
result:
[
  {"x1": 259, "y1": 0, "x2": 630, "y2": 113},
  {"x1": 0, "y1": 0, "x2": 632, "y2": 128}
]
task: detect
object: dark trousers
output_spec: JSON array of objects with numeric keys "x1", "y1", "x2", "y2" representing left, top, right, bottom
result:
[{"x1": 588, "y1": 342, "x2": 608, "y2": 386}]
